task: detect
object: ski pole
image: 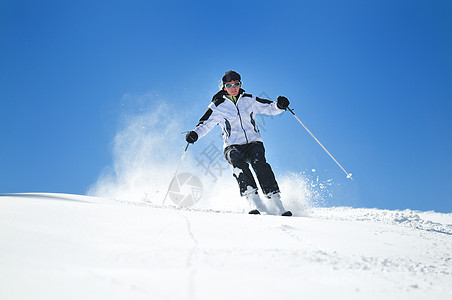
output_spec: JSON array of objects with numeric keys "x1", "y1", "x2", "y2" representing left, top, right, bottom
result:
[
  {"x1": 162, "y1": 142, "x2": 190, "y2": 205},
  {"x1": 287, "y1": 107, "x2": 353, "y2": 180}
]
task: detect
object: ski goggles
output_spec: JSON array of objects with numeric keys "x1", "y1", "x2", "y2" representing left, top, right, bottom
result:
[{"x1": 224, "y1": 82, "x2": 241, "y2": 88}]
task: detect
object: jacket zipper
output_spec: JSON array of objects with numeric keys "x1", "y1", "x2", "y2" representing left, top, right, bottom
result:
[
  {"x1": 223, "y1": 92, "x2": 249, "y2": 144},
  {"x1": 233, "y1": 93, "x2": 249, "y2": 143}
]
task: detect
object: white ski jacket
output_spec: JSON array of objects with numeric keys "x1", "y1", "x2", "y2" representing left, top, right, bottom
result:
[{"x1": 193, "y1": 89, "x2": 285, "y2": 149}]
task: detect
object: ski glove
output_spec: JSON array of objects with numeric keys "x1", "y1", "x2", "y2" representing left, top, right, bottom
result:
[
  {"x1": 277, "y1": 96, "x2": 290, "y2": 110},
  {"x1": 185, "y1": 131, "x2": 198, "y2": 144}
]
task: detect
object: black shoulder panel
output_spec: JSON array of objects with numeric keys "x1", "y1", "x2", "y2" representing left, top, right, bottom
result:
[
  {"x1": 212, "y1": 97, "x2": 226, "y2": 107},
  {"x1": 243, "y1": 93, "x2": 253, "y2": 98},
  {"x1": 211, "y1": 90, "x2": 227, "y2": 107},
  {"x1": 256, "y1": 97, "x2": 273, "y2": 104}
]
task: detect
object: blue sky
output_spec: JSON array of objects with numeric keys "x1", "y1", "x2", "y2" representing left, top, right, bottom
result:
[{"x1": 1, "y1": 0, "x2": 451, "y2": 212}]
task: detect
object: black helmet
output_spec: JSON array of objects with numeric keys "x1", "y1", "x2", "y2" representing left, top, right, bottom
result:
[{"x1": 222, "y1": 70, "x2": 241, "y2": 83}]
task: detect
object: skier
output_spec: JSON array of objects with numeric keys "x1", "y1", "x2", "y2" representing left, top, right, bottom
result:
[{"x1": 186, "y1": 70, "x2": 292, "y2": 216}]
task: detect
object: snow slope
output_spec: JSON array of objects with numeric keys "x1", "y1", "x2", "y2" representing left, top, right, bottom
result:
[{"x1": 0, "y1": 193, "x2": 451, "y2": 300}]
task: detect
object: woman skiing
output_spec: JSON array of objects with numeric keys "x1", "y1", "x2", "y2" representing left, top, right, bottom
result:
[{"x1": 186, "y1": 70, "x2": 292, "y2": 216}]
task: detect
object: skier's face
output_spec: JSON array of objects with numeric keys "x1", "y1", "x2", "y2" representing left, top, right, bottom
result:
[{"x1": 224, "y1": 80, "x2": 241, "y2": 97}]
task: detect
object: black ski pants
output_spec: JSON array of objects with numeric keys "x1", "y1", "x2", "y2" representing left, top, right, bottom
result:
[{"x1": 224, "y1": 142, "x2": 280, "y2": 196}]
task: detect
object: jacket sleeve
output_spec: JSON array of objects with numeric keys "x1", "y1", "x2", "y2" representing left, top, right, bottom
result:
[
  {"x1": 193, "y1": 103, "x2": 221, "y2": 139},
  {"x1": 253, "y1": 96, "x2": 285, "y2": 116}
]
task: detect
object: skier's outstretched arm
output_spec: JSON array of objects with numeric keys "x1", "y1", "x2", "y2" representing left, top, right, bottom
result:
[
  {"x1": 253, "y1": 95, "x2": 290, "y2": 115},
  {"x1": 186, "y1": 105, "x2": 220, "y2": 143}
]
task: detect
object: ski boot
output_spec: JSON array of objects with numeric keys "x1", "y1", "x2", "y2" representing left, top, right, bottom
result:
[
  {"x1": 266, "y1": 192, "x2": 292, "y2": 216},
  {"x1": 245, "y1": 188, "x2": 266, "y2": 215}
]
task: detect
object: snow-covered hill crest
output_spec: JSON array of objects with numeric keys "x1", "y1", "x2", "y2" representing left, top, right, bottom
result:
[{"x1": 1, "y1": 193, "x2": 451, "y2": 300}]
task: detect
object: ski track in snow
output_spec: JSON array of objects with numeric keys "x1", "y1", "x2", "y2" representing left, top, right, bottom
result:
[{"x1": 0, "y1": 193, "x2": 451, "y2": 300}]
